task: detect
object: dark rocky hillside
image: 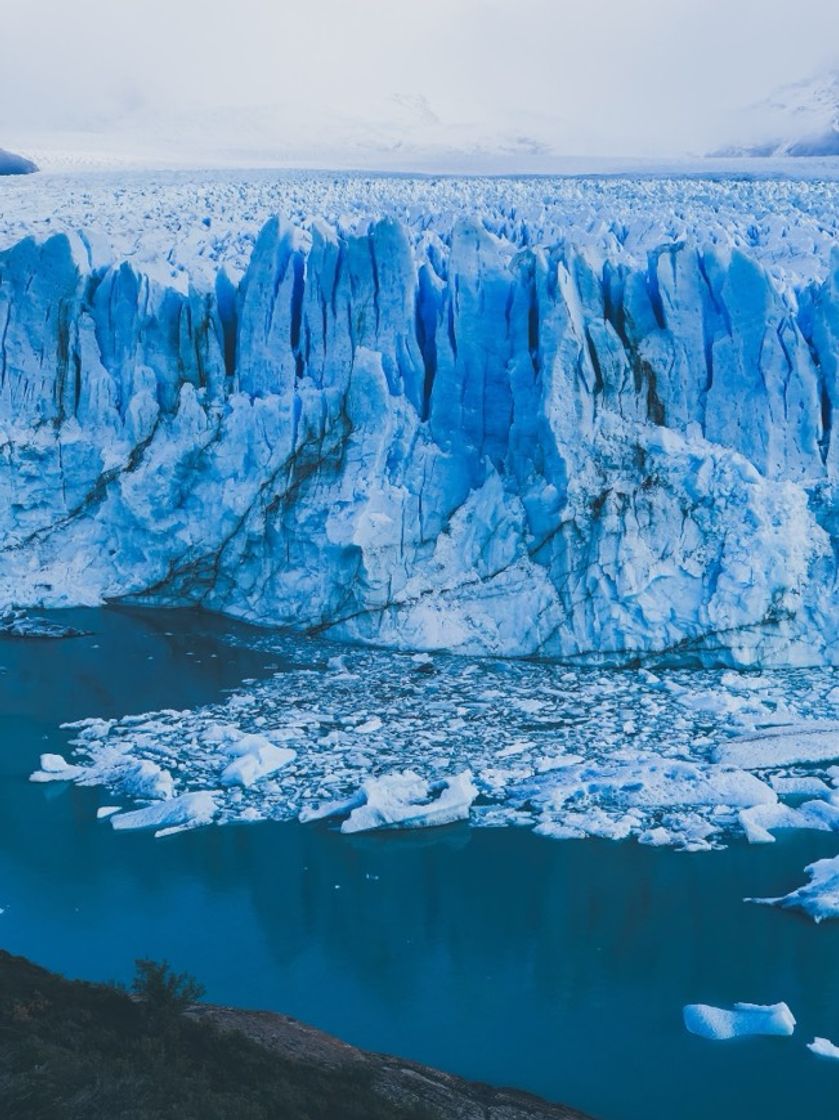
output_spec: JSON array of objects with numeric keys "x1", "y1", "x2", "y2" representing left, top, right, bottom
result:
[{"x1": 0, "y1": 951, "x2": 593, "y2": 1120}]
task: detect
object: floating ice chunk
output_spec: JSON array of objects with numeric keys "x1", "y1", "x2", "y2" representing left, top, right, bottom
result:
[
  {"x1": 121, "y1": 759, "x2": 175, "y2": 800},
  {"x1": 808, "y1": 1037, "x2": 839, "y2": 1061},
  {"x1": 29, "y1": 753, "x2": 84, "y2": 782},
  {"x1": 720, "y1": 672, "x2": 771, "y2": 692},
  {"x1": 738, "y1": 803, "x2": 811, "y2": 844},
  {"x1": 532, "y1": 759, "x2": 775, "y2": 814},
  {"x1": 220, "y1": 733, "x2": 296, "y2": 787},
  {"x1": 341, "y1": 770, "x2": 478, "y2": 834},
  {"x1": 639, "y1": 826, "x2": 676, "y2": 846},
  {"x1": 715, "y1": 723, "x2": 839, "y2": 769},
  {"x1": 0, "y1": 609, "x2": 89, "y2": 639},
  {"x1": 679, "y1": 690, "x2": 752, "y2": 716},
  {"x1": 738, "y1": 796, "x2": 839, "y2": 843},
  {"x1": 683, "y1": 1002, "x2": 796, "y2": 1040},
  {"x1": 770, "y1": 775, "x2": 833, "y2": 798},
  {"x1": 354, "y1": 716, "x2": 383, "y2": 734},
  {"x1": 751, "y1": 854, "x2": 839, "y2": 922},
  {"x1": 96, "y1": 805, "x2": 121, "y2": 819},
  {"x1": 203, "y1": 723, "x2": 239, "y2": 743},
  {"x1": 299, "y1": 790, "x2": 367, "y2": 823},
  {"x1": 110, "y1": 791, "x2": 217, "y2": 834}
]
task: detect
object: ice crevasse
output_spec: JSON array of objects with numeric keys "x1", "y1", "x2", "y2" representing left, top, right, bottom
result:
[{"x1": 3, "y1": 215, "x2": 839, "y2": 665}]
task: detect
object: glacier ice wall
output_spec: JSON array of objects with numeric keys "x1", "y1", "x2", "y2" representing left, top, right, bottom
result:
[{"x1": 2, "y1": 215, "x2": 839, "y2": 664}]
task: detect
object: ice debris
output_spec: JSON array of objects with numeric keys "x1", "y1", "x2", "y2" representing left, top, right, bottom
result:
[{"x1": 30, "y1": 635, "x2": 839, "y2": 847}]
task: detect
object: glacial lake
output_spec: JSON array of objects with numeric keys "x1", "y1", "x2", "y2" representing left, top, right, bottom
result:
[{"x1": 1, "y1": 607, "x2": 837, "y2": 1120}]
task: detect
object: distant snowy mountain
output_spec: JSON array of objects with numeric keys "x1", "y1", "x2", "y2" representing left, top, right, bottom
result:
[
  {"x1": 0, "y1": 147, "x2": 37, "y2": 175},
  {"x1": 716, "y1": 69, "x2": 839, "y2": 157}
]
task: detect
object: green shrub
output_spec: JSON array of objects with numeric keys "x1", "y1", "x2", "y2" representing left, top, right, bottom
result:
[{"x1": 131, "y1": 959, "x2": 205, "y2": 1019}]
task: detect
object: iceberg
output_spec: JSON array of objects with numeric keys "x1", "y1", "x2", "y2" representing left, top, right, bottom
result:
[
  {"x1": 340, "y1": 771, "x2": 478, "y2": 834},
  {"x1": 808, "y1": 1037, "x2": 839, "y2": 1061},
  {"x1": 109, "y1": 791, "x2": 217, "y2": 836},
  {"x1": 29, "y1": 753, "x2": 84, "y2": 782},
  {"x1": 715, "y1": 724, "x2": 839, "y2": 769},
  {"x1": 219, "y1": 732, "x2": 297, "y2": 787},
  {"x1": 683, "y1": 1002, "x2": 796, "y2": 1040},
  {"x1": 751, "y1": 854, "x2": 839, "y2": 922},
  {"x1": 0, "y1": 609, "x2": 89, "y2": 638}
]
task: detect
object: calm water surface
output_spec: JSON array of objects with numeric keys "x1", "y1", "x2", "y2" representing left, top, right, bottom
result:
[{"x1": 0, "y1": 607, "x2": 837, "y2": 1120}]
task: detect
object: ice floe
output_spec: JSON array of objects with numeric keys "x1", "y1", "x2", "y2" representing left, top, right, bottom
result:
[
  {"x1": 716, "y1": 724, "x2": 839, "y2": 769},
  {"x1": 683, "y1": 1002, "x2": 796, "y2": 1040},
  {"x1": 808, "y1": 1037, "x2": 839, "y2": 1060},
  {"x1": 750, "y1": 854, "x2": 839, "y2": 922},
  {"x1": 218, "y1": 732, "x2": 297, "y2": 788},
  {"x1": 109, "y1": 791, "x2": 218, "y2": 838},
  {"x1": 29, "y1": 753, "x2": 84, "y2": 782},
  {"x1": 338, "y1": 771, "x2": 478, "y2": 834},
  {"x1": 28, "y1": 632, "x2": 839, "y2": 849},
  {"x1": 0, "y1": 610, "x2": 89, "y2": 639}
]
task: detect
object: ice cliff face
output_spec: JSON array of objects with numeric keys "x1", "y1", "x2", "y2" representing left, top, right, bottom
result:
[{"x1": 2, "y1": 214, "x2": 839, "y2": 664}]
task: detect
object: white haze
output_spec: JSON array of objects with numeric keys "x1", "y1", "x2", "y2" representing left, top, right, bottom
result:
[{"x1": 1, "y1": 0, "x2": 838, "y2": 170}]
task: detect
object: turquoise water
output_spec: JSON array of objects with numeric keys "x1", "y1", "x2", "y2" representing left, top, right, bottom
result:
[{"x1": 1, "y1": 607, "x2": 838, "y2": 1119}]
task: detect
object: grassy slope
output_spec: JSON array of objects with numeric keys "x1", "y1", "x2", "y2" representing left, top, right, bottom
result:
[{"x1": 0, "y1": 951, "x2": 592, "y2": 1120}]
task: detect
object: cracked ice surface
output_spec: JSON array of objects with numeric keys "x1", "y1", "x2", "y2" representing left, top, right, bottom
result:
[
  {"x1": 4, "y1": 181, "x2": 839, "y2": 667},
  {"x1": 3, "y1": 169, "x2": 839, "y2": 289},
  {"x1": 29, "y1": 633, "x2": 839, "y2": 847}
]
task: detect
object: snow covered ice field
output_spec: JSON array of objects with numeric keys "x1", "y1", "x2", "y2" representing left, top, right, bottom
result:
[{"x1": 4, "y1": 165, "x2": 839, "y2": 288}]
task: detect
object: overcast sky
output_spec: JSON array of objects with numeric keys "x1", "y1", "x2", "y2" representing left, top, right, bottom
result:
[{"x1": 2, "y1": 0, "x2": 838, "y2": 165}]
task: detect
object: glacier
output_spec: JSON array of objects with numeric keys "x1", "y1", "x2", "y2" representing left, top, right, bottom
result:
[{"x1": 3, "y1": 173, "x2": 839, "y2": 665}]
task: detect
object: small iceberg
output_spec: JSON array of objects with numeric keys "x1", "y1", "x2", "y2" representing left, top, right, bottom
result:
[
  {"x1": 29, "y1": 754, "x2": 84, "y2": 782},
  {"x1": 340, "y1": 770, "x2": 478, "y2": 834},
  {"x1": 715, "y1": 723, "x2": 839, "y2": 769},
  {"x1": 0, "y1": 609, "x2": 89, "y2": 639},
  {"x1": 109, "y1": 791, "x2": 218, "y2": 836},
  {"x1": 750, "y1": 854, "x2": 839, "y2": 922},
  {"x1": 808, "y1": 1037, "x2": 839, "y2": 1061},
  {"x1": 683, "y1": 1002, "x2": 796, "y2": 1040},
  {"x1": 219, "y1": 732, "x2": 296, "y2": 787}
]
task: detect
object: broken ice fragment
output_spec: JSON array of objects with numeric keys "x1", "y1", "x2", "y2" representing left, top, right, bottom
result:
[
  {"x1": 683, "y1": 1002, "x2": 796, "y2": 1040},
  {"x1": 808, "y1": 1037, "x2": 839, "y2": 1061},
  {"x1": 341, "y1": 770, "x2": 478, "y2": 834},
  {"x1": 750, "y1": 854, "x2": 839, "y2": 922}
]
